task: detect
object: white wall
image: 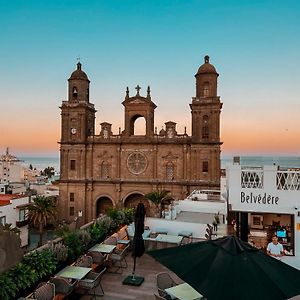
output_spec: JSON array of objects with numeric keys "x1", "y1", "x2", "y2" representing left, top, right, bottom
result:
[
  {"x1": 176, "y1": 199, "x2": 226, "y2": 215},
  {"x1": 145, "y1": 217, "x2": 208, "y2": 239}
]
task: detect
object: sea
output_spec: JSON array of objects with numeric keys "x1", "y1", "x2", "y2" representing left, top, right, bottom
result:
[{"x1": 19, "y1": 156, "x2": 300, "y2": 173}]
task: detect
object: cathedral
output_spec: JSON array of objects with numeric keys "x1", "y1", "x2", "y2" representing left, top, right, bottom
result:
[{"x1": 59, "y1": 56, "x2": 223, "y2": 223}]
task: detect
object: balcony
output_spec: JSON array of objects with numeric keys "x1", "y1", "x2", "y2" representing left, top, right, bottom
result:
[{"x1": 16, "y1": 219, "x2": 29, "y2": 227}]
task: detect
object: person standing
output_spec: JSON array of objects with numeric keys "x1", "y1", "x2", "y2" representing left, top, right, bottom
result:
[{"x1": 267, "y1": 235, "x2": 284, "y2": 258}]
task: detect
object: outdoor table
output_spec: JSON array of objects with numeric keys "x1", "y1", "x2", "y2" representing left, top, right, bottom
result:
[
  {"x1": 165, "y1": 282, "x2": 203, "y2": 300},
  {"x1": 56, "y1": 266, "x2": 92, "y2": 280},
  {"x1": 89, "y1": 243, "x2": 116, "y2": 254},
  {"x1": 156, "y1": 234, "x2": 183, "y2": 245},
  {"x1": 117, "y1": 239, "x2": 130, "y2": 245}
]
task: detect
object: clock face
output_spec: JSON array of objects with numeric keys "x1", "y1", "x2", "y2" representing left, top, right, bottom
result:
[
  {"x1": 127, "y1": 152, "x2": 147, "y2": 175},
  {"x1": 71, "y1": 128, "x2": 77, "y2": 134}
]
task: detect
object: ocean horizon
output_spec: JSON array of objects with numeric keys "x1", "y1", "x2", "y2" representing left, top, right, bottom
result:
[{"x1": 19, "y1": 155, "x2": 300, "y2": 172}]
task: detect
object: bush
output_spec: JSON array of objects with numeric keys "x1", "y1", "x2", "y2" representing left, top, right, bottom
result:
[
  {"x1": 89, "y1": 222, "x2": 106, "y2": 244},
  {"x1": 49, "y1": 242, "x2": 68, "y2": 262},
  {"x1": 0, "y1": 250, "x2": 57, "y2": 300},
  {"x1": 63, "y1": 231, "x2": 84, "y2": 261}
]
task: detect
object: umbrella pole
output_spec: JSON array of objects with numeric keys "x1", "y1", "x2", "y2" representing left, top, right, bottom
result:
[{"x1": 132, "y1": 256, "x2": 136, "y2": 279}]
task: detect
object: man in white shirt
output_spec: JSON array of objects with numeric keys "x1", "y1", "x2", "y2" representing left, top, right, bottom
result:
[{"x1": 267, "y1": 235, "x2": 284, "y2": 258}]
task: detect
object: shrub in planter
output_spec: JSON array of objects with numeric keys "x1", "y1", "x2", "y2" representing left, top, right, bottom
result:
[
  {"x1": 0, "y1": 249, "x2": 57, "y2": 300},
  {"x1": 22, "y1": 249, "x2": 57, "y2": 280},
  {"x1": 49, "y1": 242, "x2": 68, "y2": 262},
  {"x1": 122, "y1": 208, "x2": 134, "y2": 225},
  {"x1": 89, "y1": 222, "x2": 106, "y2": 244},
  {"x1": 63, "y1": 231, "x2": 84, "y2": 261},
  {"x1": 78, "y1": 229, "x2": 91, "y2": 246},
  {"x1": 0, "y1": 271, "x2": 18, "y2": 300}
]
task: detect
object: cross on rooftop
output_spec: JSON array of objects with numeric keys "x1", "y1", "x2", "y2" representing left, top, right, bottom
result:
[{"x1": 135, "y1": 85, "x2": 141, "y2": 96}]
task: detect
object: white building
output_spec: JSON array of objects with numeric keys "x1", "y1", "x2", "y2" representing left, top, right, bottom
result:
[
  {"x1": 227, "y1": 163, "x2": 300, "y2": 260},
  {"x1": 0, "y1": 194, "x2": 30, "y2": 247},
  {"x1": 0, "y1": 148, "x2": 25, "y2": 183}
]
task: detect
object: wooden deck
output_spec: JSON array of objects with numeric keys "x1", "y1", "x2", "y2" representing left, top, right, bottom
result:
[{"x1": 78, "y1": 252, "x2": 183, "y2": 300}]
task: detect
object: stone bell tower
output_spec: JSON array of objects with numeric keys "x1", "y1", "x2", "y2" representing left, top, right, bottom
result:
[
  {"x1": 190, "y1": 55, "x2": 222, "y2": 143},
  {"x1": 189, "y1": 55, "x2": 223, "y2": 183},
  {"x1": 59, "y1": 62, "x2": 96, "y2": 221}
]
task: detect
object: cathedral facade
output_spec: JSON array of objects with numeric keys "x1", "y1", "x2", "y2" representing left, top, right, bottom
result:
[{"x1": 59, "y1": 56, "x2": 223, "y2": 223}]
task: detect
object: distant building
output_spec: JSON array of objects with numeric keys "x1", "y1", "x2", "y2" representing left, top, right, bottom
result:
[
  {"x1": 0, "y1": 148, "x2": 25, "y2": 183},
  {"x1": 59, "y1": 56, "x2": 223, "y2": 223},
  {"x1": 0, "y1": 194, "x2": 30, "y2": 247}
]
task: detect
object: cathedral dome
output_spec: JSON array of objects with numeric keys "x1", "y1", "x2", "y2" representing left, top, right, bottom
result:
[
  {"x1": 69, "y1": 62, "x2": 89, "y2": 80},
  {"x1": 196, "y1": 55, "x2": 217, "y2": 74}
]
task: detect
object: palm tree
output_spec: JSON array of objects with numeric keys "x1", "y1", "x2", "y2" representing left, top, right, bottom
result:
[
  {"x1": 144, "y1": 190, "x2": 173, "y2": 218},
  {"x1": 27, "y1": 195, "x2": 57, "y2": 246}
]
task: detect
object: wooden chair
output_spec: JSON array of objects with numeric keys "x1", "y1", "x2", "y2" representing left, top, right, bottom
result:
[
  {"x1": 49, "y1": 277, "x2": 77, "y2": 298},
  {"x1": 77, "y1": 268, "x2": 106, "y2": 299},
  {"x1": 33, "y1": 282, "x2": 55, "y2": 300},
  {"x1": 87, "y1": 250, "x2": 105, "y2": 266},
  {"x1": 103, "y1": 236, "x2": 117, "y2": 245},
  {"x1": 74, "y1": 255, "x2": 93, "y2": 268},
  {"x1": 156, "y1": 272, "x2": 177, "y2": 298}
]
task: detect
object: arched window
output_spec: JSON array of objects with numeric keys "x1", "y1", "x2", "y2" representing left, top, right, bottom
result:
[
  {"x1": 72, "y1": 87, "x2": 78, "y2": 98},
  {"x1": 202, "y1": 115, "x2": 209, "y2": 139},
  {"x1": 130, "y1": 115, "x2": 146, "y2": 136},
  {"x1": 101, "y1": 161, "x2": 109, "y2": 178},
  {"x1": 86, "y1": 88, "x2": 89, "y2": 101},
  {"x1": 166, "y1": 162, "x2": 174, "y2": 181},
  {"x1": 203, "y1": 82, "x2": 210, "y2": 97}
]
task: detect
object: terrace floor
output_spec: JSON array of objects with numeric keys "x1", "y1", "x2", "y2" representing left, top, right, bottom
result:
[{"x1": 78, "y1": 252, "x2": 183, "y2": 300}]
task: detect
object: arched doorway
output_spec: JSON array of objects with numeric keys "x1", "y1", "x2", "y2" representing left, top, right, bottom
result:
[
  {"x1": 124, "y1": 193, "x2": 150, "y2": 216},
  {"x1": 96, "y1": 196, "x2": 113, "y2": 217}
]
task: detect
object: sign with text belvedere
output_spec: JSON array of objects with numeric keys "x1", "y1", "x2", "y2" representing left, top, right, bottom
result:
[{"x1": 241, "y1": 192, "x2": 279, "y2": 205}]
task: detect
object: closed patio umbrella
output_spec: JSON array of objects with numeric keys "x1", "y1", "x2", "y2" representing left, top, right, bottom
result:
[
  {"x1": 148, "y1": 235, "x2": 300, "y2": 300},
  {"x1": 123, "y1": 202, "x2": 146, "y2": 286}
]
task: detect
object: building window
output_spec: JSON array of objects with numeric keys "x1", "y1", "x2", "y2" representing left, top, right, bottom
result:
[
  {"x1": 202, "y1": 115, "x2": 209, "y2": 139},
  {"x1": 203, "y1": 161, "x2": 209, "y2": 173},
  {"x1": 166, "y1": 162, "x2": 174, "y2": 181},
  {"x1": 0, "y1": 216, "x2": 6, "y2": 225},
  {"x1": 70, "y1": 192, "x2": 75, "y2": 202},
  {"x1": 19, "y1": 209, "x2": 26, "y2": 221},
  {"x1": 203, "y1": 82, "x2": 210, "y2": 97},
  {"x1": 69, "y1": 207, "x2": 75, "y2": 216},
  {"x1": 241, "y1": 170, "x2": 263, "y2": 188},
  {"x1": 72, "y1": 87, "x2": 78, "y2": 98},
  {"x1": 276, "y1": 171, "x2": 300, "y2": 190},
  {"x1": 70, "y1": 160, "x2": 76, "y2": 171},
  {"x1": 101, "y1": 162, "x2": 110, "y2": 178}
]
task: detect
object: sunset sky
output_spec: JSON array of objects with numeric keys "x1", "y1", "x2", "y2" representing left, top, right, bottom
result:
[{"x1": 0, "y1": 0, "x2": 300, "y2": 157}]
